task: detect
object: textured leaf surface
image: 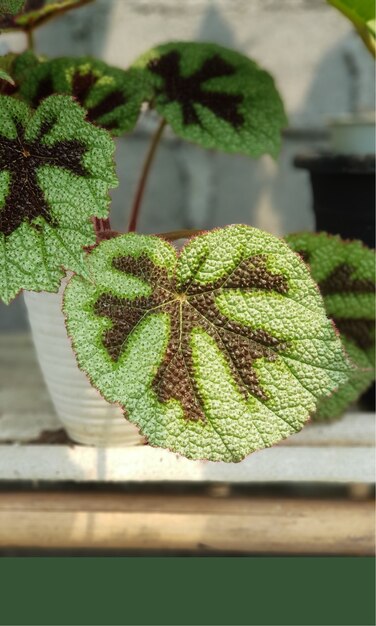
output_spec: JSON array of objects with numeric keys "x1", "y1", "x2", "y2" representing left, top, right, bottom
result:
[
  {"x1": 286, "y1": 232, "x2": 375, "y2": 419},
  {"x1": 18, "y1": 55, "x2": 145, "y2": 136},
  {"x1": 0, "y1": 0, "x2": 92, "y2": 29},
  {"x1": 12, "y1": 49, "x2": 41, "y2": 78},
  {"x1": 0, "y1": 0, "x2": 24, "y2": 16},
  {"x1": 133, "y1": 42, "x2": 287, "y2": 158},
  {"x1": 0, "y1": 94, "x2": 117, "y2": 304},
  {"x1": 64, "y1": 225, "x2": 350, "y2": 462}
]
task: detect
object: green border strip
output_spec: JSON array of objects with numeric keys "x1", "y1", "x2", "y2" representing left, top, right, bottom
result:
[{"x1": 0, "y1": 556, "x2": 374, "y2": 625}]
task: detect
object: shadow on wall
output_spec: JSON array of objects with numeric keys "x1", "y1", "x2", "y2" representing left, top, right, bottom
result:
[
  {"x1": 295, "y1": 30, "x2": 375, "y2": 123},
  {"x1": 111, "y1": 1, "x2": 312, "y2": 238}
]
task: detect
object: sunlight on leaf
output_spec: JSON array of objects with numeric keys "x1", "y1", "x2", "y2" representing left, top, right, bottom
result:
[{"x1": 64, "y1": 225, "x2": 350, "y2": 462}]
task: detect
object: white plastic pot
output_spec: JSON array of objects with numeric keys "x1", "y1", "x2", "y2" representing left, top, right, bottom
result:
[
  {"x1": 23, "y1": 281, "x2": 145, "y2": 447},
  {"x1": 329, "y1": 112, "x2": 375, "y2": 155}
]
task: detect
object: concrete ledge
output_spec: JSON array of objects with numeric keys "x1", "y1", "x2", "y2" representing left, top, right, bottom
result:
[
  {"x1": 0, "y1": 441, "x2": 374, "y2": 484},
  {"x1": 1, "y1": 333, "x2": 375, "y2": 484}
]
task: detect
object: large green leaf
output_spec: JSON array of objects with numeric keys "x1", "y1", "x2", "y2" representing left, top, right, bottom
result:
[
  {"x1": 0, "y1": 94, "x2": 118, "y2": 304},
  {"x1": 18, "y1": 55, "x2": 145, "y2": 136},
  {"x1": 286, "y1": 232, "x2": 375, "y2": 419},
  {"x1": 133, "y1": 42, "x2": 287, "y2": 159},
  {"x1": 0, "y1": 0, "x2": 93, "y2": 30},
  {"x1": 64, "y1": 225, "x2": 350, "y2": 462}
]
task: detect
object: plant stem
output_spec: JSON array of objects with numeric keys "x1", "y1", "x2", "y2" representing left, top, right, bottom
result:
[
  {"x1": 26, "y1": 29, "x2": 35, "y2": 52},
  {"x1": 128, "y1": 118, "x2": 167, "y2": 233},
  {"x1": 93, "y1": 217, "x2": 111, "y2": 237}
]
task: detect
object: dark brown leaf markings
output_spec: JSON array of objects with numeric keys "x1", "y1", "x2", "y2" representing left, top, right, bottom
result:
[
  {"x1": 94, "y1": 253, "x2": 289, "y2": 421},
  {"x1": 148, "y1": 50, "x2": 244, "y2": 128},
  {"x1": 294, "y1": 249, "x2": 311, "y2": 265},
  {"x1": 318, "y1": 263, "x2": 375, "y2": 350},
  {"x1": 0, "y1": 116, "x2": 87, "y2": 236},
  {"x1": 319, "y1": 263, "x2": 375, "y2": 296},
  {"x1": 31, "y1": 67, "x2": 126, "y2": 129},
  {"x1": 293, "y1": 251, "x2": 375, "y2": 350},
  {"x1": 31, "y1": 75, "x2": 54, "y2": 106},
  {"x1": 334, "y1": 319, "x2": 375, "y2": 351}
]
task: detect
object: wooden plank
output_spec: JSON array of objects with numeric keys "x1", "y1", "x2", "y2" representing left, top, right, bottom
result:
[
  {"x1": 0, "y1": 444, "x2": 374, "y2": 484},
  {"x1": 0, "y1": 492, "x2": 373, "y2": 554}
]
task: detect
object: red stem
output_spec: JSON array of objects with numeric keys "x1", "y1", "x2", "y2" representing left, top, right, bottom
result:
[
  {"x1": 128, "y1": 118, "x2": 167, "y2": 233},
  {"x1": 93, "y1": 217, "x2": 111, "y2": 235}
]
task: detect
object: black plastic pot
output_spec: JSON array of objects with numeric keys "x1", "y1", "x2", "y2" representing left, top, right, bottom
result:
[
  {"x1": 295, "y1": 152, "x2": 375, "y2": 409},
  {"x1": 294, "y1": 153, "x2": 375, "y2": 248}
]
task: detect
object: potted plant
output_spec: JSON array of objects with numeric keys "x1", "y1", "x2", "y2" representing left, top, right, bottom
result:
[{"x1": 0, "y1": 0, "x2": 374, "y2": 460}]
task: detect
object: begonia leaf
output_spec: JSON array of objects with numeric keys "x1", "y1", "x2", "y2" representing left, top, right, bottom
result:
[
  {"x1": 286, "y1": 232, "x2": 375, "y2": 419},
  {"x1": 133, "y1": 41, "x2": 287, "y2": 158},
  {"x1": 64, "y1": 225, "x2": 350, "y2": 462},
  {"x1": 0, "y1": 0, "x2": 24, "y2": 16},
  {"x1": 0, "y1": 67, "x2": 14, "y2": 89},
  {"x1": 0, "y1": 54, "x2": 18, "y2": 94},
  {"x1": 18, "y1": 55, "x2": 145, "y2": 136},
  {"x1": 0, "y1": 0, "x2": 93, "y2": 30},
  {"x1": 11, "y1": 50, "x2": 41, "y2": 83},
  {"x1": 0, "y1": 94, "x2": 117, "y2": 304},
  {"x1": 0, "y1": 68, "x2": 14, "y2": 83}
]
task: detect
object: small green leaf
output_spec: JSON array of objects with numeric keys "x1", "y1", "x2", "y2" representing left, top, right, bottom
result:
[
  {"x1": 0, "y1": 68, "x2": 13, "y2": 83},
  {"x1": 328, "y1": 0, "x2": 376, "y2": 55},
  {"x1": 0, "y1": 0, "x2": 24, "y2": 16},
  {"x1": 286, "y1": 232, "x2": 375, "y2": 419},
  {"x1": 64, "y1": 225, "x2": 350, "y2": 462},
  {"x1": 328, "y1": 0, "x2": 375, "y2": 30},
  {"x1": 18, "y1": 55, "x2": 145, "y2": 136},
  {"x1": 0, "y1": 66, "x2": 14, "y2": 89},
  {"x1": 133, "y1": 41, "x2": 287, "y2": 158},
  {"x1": 0, "y1": 94, "x2": 118, "y2": 304},
  {"x1": 0, "y1": 54, "x2": 18, "y2": 94},
  {"x1": 0, "y1": 0, "x2": 93, "y2": 30}
]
